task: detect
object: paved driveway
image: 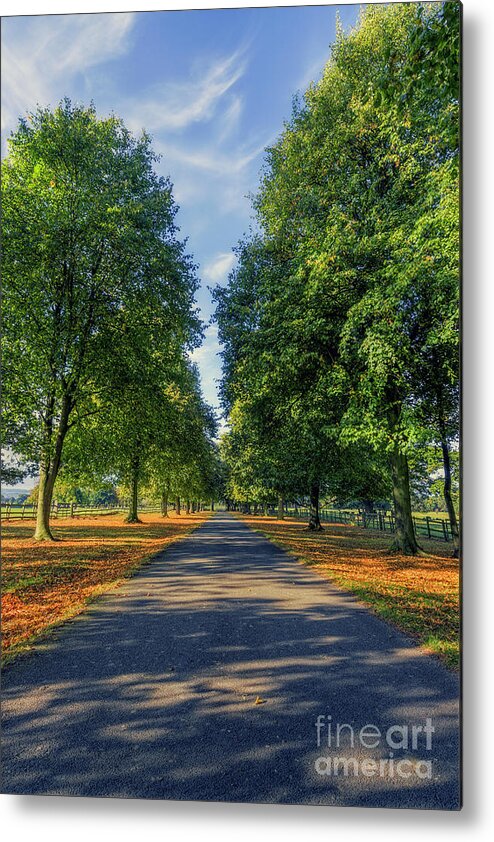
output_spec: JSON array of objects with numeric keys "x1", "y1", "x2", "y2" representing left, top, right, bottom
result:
[{"x1": 2, "y1": 513, "x2": 460, "y2": 808}]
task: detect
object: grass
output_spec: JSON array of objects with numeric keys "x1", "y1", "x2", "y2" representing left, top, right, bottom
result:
[
  {"x1": 1, "y1": 511, "x2": 211, "y2": 664},
  {"x1": 2, "y1": 509, "x2": 459, "y2": 671},
  {"x1": 235, "y1": 514, "x2": 460, "y2": 671},
  {"x1": 287, "y1": 508, "x2": 454, "y2": 520},
  {"x1": 412, "y1": 511, "x2": 453, "y2": 520}
]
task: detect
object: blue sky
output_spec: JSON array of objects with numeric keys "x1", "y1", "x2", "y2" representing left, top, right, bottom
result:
[{"x1": 1, "y1": 4, "x2": 361, "y2": 429}]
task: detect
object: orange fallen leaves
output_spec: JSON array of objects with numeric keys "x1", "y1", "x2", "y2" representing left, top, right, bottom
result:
[
  {"x1": 238, "y1": 515, "x2": 460, "y2": 670},
  {"x1": 1, "y1": 512, "x2": 210, "y2": 662}
]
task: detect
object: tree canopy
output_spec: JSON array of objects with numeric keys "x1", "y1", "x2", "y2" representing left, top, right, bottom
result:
[
  {"x1": 2, "y1": 100, "x2": 219, "y2": 537},
  {"x1": 215, "y1": 2, "x2": 460, "y2": 553}
]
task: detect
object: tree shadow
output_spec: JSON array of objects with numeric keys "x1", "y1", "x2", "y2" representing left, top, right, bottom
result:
[{"x1": 2, "y1": 515, "x2": 460, "y2": 809}]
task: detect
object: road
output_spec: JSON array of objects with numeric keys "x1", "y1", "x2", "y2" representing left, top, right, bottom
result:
[{"x1": 2, "y1": 513, "x2": 460, "y2": 808}]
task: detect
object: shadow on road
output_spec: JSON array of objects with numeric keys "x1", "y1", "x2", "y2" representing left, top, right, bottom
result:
[{"x1": 2, "y1": 514, "x2": 460, "y2": 808}]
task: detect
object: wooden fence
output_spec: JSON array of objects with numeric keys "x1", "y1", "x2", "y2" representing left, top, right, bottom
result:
[
  {"x1": 277, "y1": 505, "x2": 456, "y2": 543},
  {"x1": 1, "y1": 501, "x2": 163, "y2": 521}
]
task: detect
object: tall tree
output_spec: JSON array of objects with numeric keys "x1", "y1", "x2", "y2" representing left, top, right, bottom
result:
[
  {"x1": 2, "y1": 100, "x2": 199, "y2": 539},
  {"x1": 215, "y1": 3, "x2": 459, "y2": 554}
]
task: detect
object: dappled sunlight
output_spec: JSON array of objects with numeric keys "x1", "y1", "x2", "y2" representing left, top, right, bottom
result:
[
  {"x1": 236, "y1": 515, "x2": 460, "y2": 670},
  {"x1": 2, "y1": 514, "x2": 460, "y2": 806},
  {"x1": 1, "y1": 512, "x2": 211, "y2": 660}
]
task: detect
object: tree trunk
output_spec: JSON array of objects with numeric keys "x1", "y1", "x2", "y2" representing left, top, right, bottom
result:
[
  {"x1": 125, "y1": 458, "x2": 141, "y2": 523},
  {"x1": 176, "y1": 496, "x2": 181, "y2": 515},
  {"x1": 34, "y1": 464, "x2": 56, "y2": 541},
  {"x1": 161, "y1": 490, "x2": 169, "y2": 517},
  {"x1": 385, "y1": 395, "x2": 419, "y2": 555},
  {"x1": 440, "y1": 434, "x2": 460, "y2": 557},
  {"x1": 186, "y1": 499, "x2": 190, "y2": 514},
  {"x1": 211, "y1": 499, "x2": 215, "y2": 511},
  {"x1": 389, "y1": 446, "x2": 418, "y2": 554},
  {"x1": 34, "y1": 394, "x2": 71, "y2": 541},
  {"x1": 308, "y1": 482, "x2": 323, "y2": 531},
  {"x1": 277, "y1": 496, "x2": 285, "y2": 520}
]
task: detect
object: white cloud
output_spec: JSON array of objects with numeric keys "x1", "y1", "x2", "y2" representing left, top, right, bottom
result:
[
  {"x1": 1, "y1": 13, "x2": 136, "y2": 136},
  {"x1": 153, "y1": 130, "x2": 270, "y2": 220},
  {"x1": 124, "y1": 49, "x2": 246, "y2": 136},
  {"x1": 217, "y1": 94, "x2": 243, "y2": 144},
  {"x1": 118, "y1": 44, "x2": 261, "y2": 218},
  {"x1": 202, "y1": 252, "x2": 236, "y2": 285},
  {"x1": 156, "y1": 137, "x2": 265, "y2": 176}
]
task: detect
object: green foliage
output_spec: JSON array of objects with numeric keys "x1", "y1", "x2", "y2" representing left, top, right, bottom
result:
[
  {"x1": 409, "y1": 446, "x2": 459, "y2": 514},
  {"x1": 214, "y1": 2, "x2": 460, "y2": 550},
  {"x1": 2, "y1": 99, "x2": 217, "y2": 532}
]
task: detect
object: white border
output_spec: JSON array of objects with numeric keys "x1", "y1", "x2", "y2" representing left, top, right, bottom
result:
[{"x1": 2, "y1": 0, "x2": 494, "y2": 837}]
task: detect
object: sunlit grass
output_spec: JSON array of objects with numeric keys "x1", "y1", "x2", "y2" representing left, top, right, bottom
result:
[
  {"x1": 237, "y1": 514, "x2": 460, "y2": 671},
  {"x1": 1, "y1": 511, "x2": 211, "y2": 664}
]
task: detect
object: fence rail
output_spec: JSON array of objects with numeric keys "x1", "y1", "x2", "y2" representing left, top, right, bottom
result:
[
  {"x1": 3, "y1": 500, "x2": 456, "y2": 542},
  {"x1": 277, "y1": 505, "x2": 456, "y2": 543},
  {"x1": 1, "y1": 502, "x2": 164, "y2": 522}
]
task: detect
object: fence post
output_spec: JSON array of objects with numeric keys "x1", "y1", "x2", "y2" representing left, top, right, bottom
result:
[
  {"x1": 442, "y1": 520, "x2": 448, "y2": 542},
  {"x1": 426, "y1": 516, "x2": 431, "y2": 539},
  {"x1": 71, "y1": 502, "x2": 75, "y2": 518}
]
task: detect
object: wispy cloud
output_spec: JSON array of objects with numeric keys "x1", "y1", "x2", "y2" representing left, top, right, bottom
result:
[
  {"x1": 217, "y1": 94, "x2": 243, "y2": 144},
  {"x1": 118, "y1": 44, "x2": 264, "y2": 218},
  {"x1": 124, "y1": 49, "x2": 246, "y2": 135},
  {"x1": 202, "y1": 252, "x2": 237, "y2": 285},
  {"x1": 1, "y1": 13, "x2": 136, "y2": 136},
  {"x1": 156, "y1": 137, "x2": 265, "y2": 177},
  {"x1": 152, "y1": 116, "x2": 271, "y2": 219}
]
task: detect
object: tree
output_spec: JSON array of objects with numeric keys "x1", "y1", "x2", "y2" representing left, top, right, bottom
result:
[
  {"x1": 215, "y1": 236, "x2": 353, "y2": 531},
  {"x1": 147, "y1": 362, "x2": 219, "y2": 517},
  {"x1": 215, "y1": 3, "x2": 459, "y2": 555},
  {"x1": 2, "y1": 100, "x2": 199, "y2": 539}
]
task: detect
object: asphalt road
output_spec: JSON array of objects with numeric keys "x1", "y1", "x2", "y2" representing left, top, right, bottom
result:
[{"x1": 1, "y1": 513, "x2": 460, "y2": 809}]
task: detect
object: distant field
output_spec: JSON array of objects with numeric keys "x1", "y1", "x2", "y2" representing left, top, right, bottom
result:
[
  {"x1": 1, "y1": 504, "x2": 129, "y2": 520},
  {"x1": 283, "y1": 506, "x2": 457, "y2": 543},
  {"x1": 412, "y1": 511, "x2": 453, "y2": 520},
  {"x1": 321, "y1": 509, "x2": 453, "y2": 520}
]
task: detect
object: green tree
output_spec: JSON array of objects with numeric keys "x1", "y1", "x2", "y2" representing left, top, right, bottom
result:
[
  {"x1": 246, "y1": 3, "x2": 459, "y2": 553},
  {"x1": 214, "y1": 3, "x2": 459, "y2": 554},
  {"x1": 148, "y1": 362, "x2": 219, "y2": 516},
  {"x1": 2, "y1": 100, "x2": 199, "y2": 539}
]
